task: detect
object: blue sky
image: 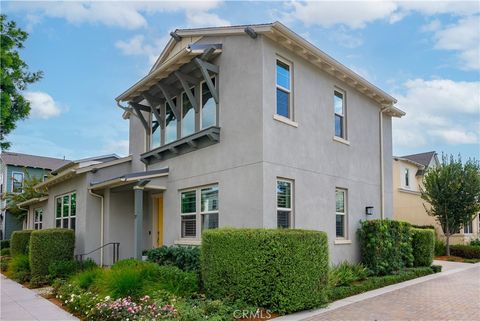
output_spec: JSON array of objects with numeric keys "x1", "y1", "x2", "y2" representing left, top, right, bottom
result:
[{"x1": 3, "y1": 1, "x2": 479, "y2": 160}]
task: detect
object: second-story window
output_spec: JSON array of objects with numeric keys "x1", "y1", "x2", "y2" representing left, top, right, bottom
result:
[
  {"x1": 201, "y1": 78, "x2": 216, "y2": 129},
  {"x1": 181, "y1": 92, "x2": 195, "y2": 137},
  {"x1": 334, "y1": 89, "x2": 346, "y2": 139},
  {"x1": 151, "y1": 112, "x2": 161, "y2": 149},
  {"x1": 276, "y1": 59, "x2": 292, "y2": 119},
  {"x1": 12, "y1": 172, "x2": 24, "y2": 193},
  {"x1": 165, "y1": 98, "x2": 177, "y2": 144},
  {"x1": 404, "y1": 168, "x2": 410, "y2": 188}
]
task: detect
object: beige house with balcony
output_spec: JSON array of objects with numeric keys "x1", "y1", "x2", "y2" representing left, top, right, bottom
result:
[{"x1": 393, "y1": 151, "x2": 479, "y2": 244}]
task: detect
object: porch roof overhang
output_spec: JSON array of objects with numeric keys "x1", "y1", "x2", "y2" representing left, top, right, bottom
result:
[
  {"x1": 116, "y1": 45, "x2": 222, "y2": 103},
  {"x1": 89, "y1": 168, "x2": 169, "y2": 190},
  {"x1": 17, "y1": 196, "x2": 49, "y2": 207}
]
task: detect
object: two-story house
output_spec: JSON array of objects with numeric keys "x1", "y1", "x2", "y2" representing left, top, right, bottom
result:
[
  {"x1": 20, "y1": 22, "x2": 405, "y2": 265},
  {"x1": 393, "y1": 151, "x2": 480, "y2": 244},
  {"x1": 0, "y1": 152, "x2": 69, "y2": 240}
]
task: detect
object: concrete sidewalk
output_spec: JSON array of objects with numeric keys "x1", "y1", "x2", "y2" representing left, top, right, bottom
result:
[{"x1": 0, "y1": 274, "x2": 78, "y2": 321}]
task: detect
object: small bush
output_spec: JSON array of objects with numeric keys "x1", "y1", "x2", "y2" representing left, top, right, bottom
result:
[
  {"x1": 470, "y1": 239, "x2": 480, "y2": 247},
  {"x1": 435, "y1": 239, "x2": 446, "y2": 256},
  {"x1": 70, "y1": 267, "x2": 104, "y2": 290},
  {"x1": 411, "y1": 228, "x2": 435, "y2": 267},
  {"x1": 329, "y1": 262, "x2": 368, "y2": 287},
  {"x1": 358, "y1": 220, "x2": 413, "y2": 275},
  {"x1": 450, "y1": 245, "x2": 480, "y2": 259},
  {"x1": 202, "y1": 228, "x2": 329, "y2": 313},
  {"x1": 48, "y1": 260, "x2": 78, "y2": 280},
  {"x1": 154, "y1": 265, "x2": 199, "y2": 296},
  {"x1": 77, "y1": 258, "x2": 98, "y2": 271},
  {"x1": 1, "y1": 256, "x2": 11, "y2": 272},
  {"x1": 29, "y1": 228, "x2": 75, "y2": 279},
  {"x1": 1, "y1": 248, "x2": 10, "y2": 256},
  {"x1": 7, "y1": 254, "x2": 30, "y2": 283},
  {"x1": 0, "y1": 239, "x2": 10, "y2": 249},
  {"x1": 431, "y1": 265, "x2": 442, "y2": 273},
  {"x1": 145, "y1": 245, "x2": 200, "y2": 274},
  {"x1": 11, "y1": 230, "x2": 33, "y2": 256}
]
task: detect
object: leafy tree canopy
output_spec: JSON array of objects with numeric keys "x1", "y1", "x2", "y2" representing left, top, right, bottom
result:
[
  {"x1": 1, "y1": 14, "x2": 43, "y2": 150},
  {"x1": 421, "y1": 154, "x2": 480, "y2": 255}
]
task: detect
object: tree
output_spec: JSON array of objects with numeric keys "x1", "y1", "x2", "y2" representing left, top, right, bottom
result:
[
  {"x1": 2, "y1": 170, "x2": 47, "y2": 221},
  {"x1": 1, "y1": 14, "x2": 43, "y2": 150},
  {"x1": 421, "y1": 155, "x2": 480, "y2": 256}
]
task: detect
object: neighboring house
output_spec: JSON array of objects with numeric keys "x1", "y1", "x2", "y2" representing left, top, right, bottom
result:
[
  {"x1": 21, "y1": 22, "x2": 405, "y2": 265},
  {"x1": 0, "y1": 152, "x2": 69, "y2": 240},
  {"x1": 393, "y1": 151, "x2": 479, "y2": 244}
]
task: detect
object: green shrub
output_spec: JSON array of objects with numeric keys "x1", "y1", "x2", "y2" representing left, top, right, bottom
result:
[
  {"x1": 70, "y1": 267, "x2": 104, "y2": 290},
  {"x1": 11, "y1": 230, "x2": 33, "y2": 256},
  {"x1": 450, "y1": 244, "x2": 480, "y2": 259},
  {"x1": 0, "y1": 239, "x2": 10, "y2": 249},
  {"x1": 470, "y1": 239, "x2": 480, "y2": 247},
  {"x1": 411, "y1": 228, "x2": 435, "y2": 267},
  {"x1": 7, "y1": 254, "x2": 30, "y2": 283},
  {"x1": 328, "y1": 267, "x2": 434, "y2": 302},
  {"x1": 329, "y1": 261, "x2": 369, "y2": 287},
  {"x1": 29, "y1": 228, "x2": 75, "y2": 279},
  {"x1": 434, "y1": 239, "x2": 446, "y2": 256},
  {"x1": 48, "y1": 260, "x2": 78, "y2": 280},
  {"x1": 1, "y1": 256, "x2": 11, "y2": 272},
  {"x1": 411, "y1": 225, "x2": 436, "y2": 230},
  {"x1": 358, "y1": 220, "x2": 413, "y2": 275},
  {"x1": 153, "y1": 265, "x2": 199, "y2": 296},
  {"x1": 201, "y1": 228, "x2": 329, "y2": 314},
  {"x1": 77, "y1": 258, "x2": 98, "y2": 271},
  {"x1": 431, "y1": 265, "x2": 442, "y2": 273},
  {"x1": 145, "y1": 245, "x2": 200, "y2": 274},
  {"x1": 1, "y1": 248, "x2": 10, "y2": 256}
]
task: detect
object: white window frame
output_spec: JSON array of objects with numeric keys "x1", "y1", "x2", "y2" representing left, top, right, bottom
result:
[
  {"x1": 275, "y1": 57, "x2": 293, "y2": 120},
  {"x1": 33, "y1": 207, "x2": 43, "y2": 230},
  {"x1": 464, "y1": 220, "x2": 473, "y2": 234},
  {"x1": 11, "y1": 171, "x2": 24, "y2": 193},
  {"x1": 334, "y1": 88, "x2": 347, "y2": 139},
  {"x1": 335, "y1": 188, "x2": 348, "y2": 240},
  {"x1": 180, "y1": 184, "x2": 219, "y2": 239},
  {"x1": 55, "y1": 191, "x2": 76, "y2": 230},
  {"x1": 404, "y1": 168, "x2": 410, "y2": 188},
  {"x1": 276, "y1": 178, "x2": 294, "y2": 228},
  {"x1": 200, "y1": 76, "x2": 217, "y2": 129}
]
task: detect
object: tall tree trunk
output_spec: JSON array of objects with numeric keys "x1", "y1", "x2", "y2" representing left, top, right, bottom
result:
[{"x1": 446, "y1": 234, "x2": 450, "y2": 256}]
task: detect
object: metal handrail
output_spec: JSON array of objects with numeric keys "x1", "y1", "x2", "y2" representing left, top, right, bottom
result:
[{"x1": 75, "y1": 242, "x2": 120, "y2": 265}]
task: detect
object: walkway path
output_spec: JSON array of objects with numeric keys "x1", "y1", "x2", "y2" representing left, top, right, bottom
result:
[
  {"x1": 0, "y1": 274, "x2": 78, "y2": 321},
  {"x1": 278, "y1": 261, "x2": 480, "y2": 321}
]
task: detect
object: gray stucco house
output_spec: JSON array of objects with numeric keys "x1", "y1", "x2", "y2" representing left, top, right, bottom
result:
[{"x1": 21, "y1": 22, "x2": 405, "y2": 265}]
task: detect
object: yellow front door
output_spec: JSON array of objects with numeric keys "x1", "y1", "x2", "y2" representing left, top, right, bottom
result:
[{"x1": 157, "y1": 196, "x2": 164, "y2": 246}]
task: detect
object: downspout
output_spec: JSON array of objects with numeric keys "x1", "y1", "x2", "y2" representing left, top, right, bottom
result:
[
  {"x1": 88, "y1": 190, "x2": 104, "y2": 266},
  {"x1": 379, "y1": 105, "x2": 389, "y2": 219}
]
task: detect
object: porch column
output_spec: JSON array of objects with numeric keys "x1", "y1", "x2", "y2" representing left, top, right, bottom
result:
[{"x1": 134, "y1": 180, "x2": 149, "y2": 260}]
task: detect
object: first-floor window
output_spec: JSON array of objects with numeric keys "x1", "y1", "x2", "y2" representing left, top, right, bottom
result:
[
  {"x1": 56, "y1": 192, "x2": 76, "y2": 230},
  {"x1": 181, "y1": 185, "x2": 219, "y2": 238},
  {"x1": 34, "y1": 208, "x2": 43, "y2": 230},
  {"x1": 277, "y1": 179, "x2": 293, "y2": 228},
  {"x1": 336, "y1": 188, "x2": 347, "y2": 239},
  {"x1": 464, "y1": 220, "x2": 473, "y2": 234}
]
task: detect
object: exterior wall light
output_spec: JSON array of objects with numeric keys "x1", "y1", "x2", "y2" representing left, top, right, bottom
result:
[{"x1": 365, "y1": 206, "x2": 374, "y2": 216}]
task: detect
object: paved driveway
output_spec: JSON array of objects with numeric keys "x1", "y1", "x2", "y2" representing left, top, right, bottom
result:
[
  {"x1": 305, "y1": 263, "x2": 480, "y2": 321},
  {"x1": 1, "y1": 274, "x2": 78, "y2": 321}
]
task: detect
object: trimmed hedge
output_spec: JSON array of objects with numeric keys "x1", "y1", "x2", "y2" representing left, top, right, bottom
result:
[
  {"x1": 29, "y1": 228, "x2": 75, "y2": 280},
  {"x1": 11, "y1": 230, "x2": 33, "y2": 256},
  {"x1": 0, "y1": 239, "x2": 10, "y2": 249},
  {"x1": 201, "y1": 228, "x2": 329, "y2": 313},
  {"x1": 358, "y1": 220, "x2": 413, "y2": 275},
  {"x1": 450, "y1": 245, "x2": 480, "y2": 259},
  {"x1": 328, "y1": 267, "x2": 436, "y2": 302},
  {"x1": 145, "y1": 245, "x2": 200, "y2": 274},
  {"x1": 411, "y1": 228, "x2": 435, "y2": 267}
]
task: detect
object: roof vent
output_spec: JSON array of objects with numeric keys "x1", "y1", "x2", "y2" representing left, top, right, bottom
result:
[{"x1": 244, "y1": 26, "x2": 257, "y2": 39}]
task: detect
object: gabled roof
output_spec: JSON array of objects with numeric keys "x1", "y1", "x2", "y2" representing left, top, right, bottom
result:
[
  {"x1": 116, "y1": 21, "x2": 405, "y2": 117},
  {"x1": 401, "y1": 151, "x2": 437, "y2": 169},
  {"x1": 51, "y1": 154, "x2": 120, "y2": 174},
  {"x1": 0, "y1": 152, "x2": 70, "y2": 170}
]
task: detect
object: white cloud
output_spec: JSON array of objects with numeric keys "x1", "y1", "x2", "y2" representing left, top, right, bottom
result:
[
  {"x1": 393, "y1": 78, "x2": 480, "y2": 148},
  {"x1": 24, "y1": 91, "x2": 62, "y2": 119},
  {"x1": 8, "y1": 1, "x2": 227, "y2": 30},
  {"x1": 433, "y1": 16, "x2": 480, "y2": 70},
  {"x1": 329, "y1": 27, "x2": 363, "y2": 48},
  {"x1": 185, "y1": 10, "x2": 230, "y2": 27},
  {"x1": 115, "y1": 34, "x2": 170, "y2": 65}
]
